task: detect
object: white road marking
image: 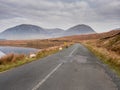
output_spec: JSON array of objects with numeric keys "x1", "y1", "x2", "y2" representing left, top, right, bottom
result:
[
  {"x1": 32, "y1": 46, "x2": 78, "y2": 90},
  {"x1": 69, "y1": 46, "x2": 78, "y2": 57},
  {"x1": 32, "y1": 63, "x2": 63, "y2": 90}
]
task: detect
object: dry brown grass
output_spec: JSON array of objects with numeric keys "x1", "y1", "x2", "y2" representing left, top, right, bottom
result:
[
  {"x1": 82, "y1": 40, "x2": 120, "y2": 76},
  {"x1": 0, "y1": 30, "x2": 119, "y2": 49},
  {"x1": 83, "y1": 40, "x2": 120, "y2": 63},
  {"x1": 0, "y1": 29, "x2": 119, "y2": 72},
  {"x1": 57, "y1": 30, "x2": 120, "y2": 42},
  {"x1": 0, "y1": 43, "x2": 71, "y2": 72},
  {"x1": 0, "y1": 53, "x2": 25, "y2": 65},
  {"x1": 0, "y1": 39, "x2": 73, "y2": 49}
]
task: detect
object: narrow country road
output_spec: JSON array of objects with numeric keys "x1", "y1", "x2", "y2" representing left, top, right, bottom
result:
[{"x1": 0, "y1": 44, "x2": 119, "y2": 90}]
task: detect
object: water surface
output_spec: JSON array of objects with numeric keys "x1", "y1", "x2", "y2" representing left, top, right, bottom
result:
[
  {"x1": 0, "y1": 51, "x2": 6, "y2": 58},
  {"x1": 0, "y1": 46, "x2": 39, "y2": 55}
]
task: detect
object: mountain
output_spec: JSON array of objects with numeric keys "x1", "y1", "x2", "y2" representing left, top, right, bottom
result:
[
  {"x1": 0, "y1": 24, "x2": 96, "y2": 40},
  {"x1": 46, "y1": 28, "x2": 64, "y2": 34},
  {"x1": 58, "y1": 29, "x2": 120, "y2": 42},
  {"x1": 0, "y1": 24, "x2": 49, "y2": 40},
  {"x1": 64, "y1": 24, "x2": 96, "y2": 36},
  {"x1": 45, "y1": 28, "x2": 64, "y2": 37},
  {"x1": 1, "y1": 24, "x2": 47, "y2": 34}
]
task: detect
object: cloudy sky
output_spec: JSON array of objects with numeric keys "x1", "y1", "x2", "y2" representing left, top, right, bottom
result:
[{"x1": 0, "y1": 0, "x2": 120, "y2": 32}]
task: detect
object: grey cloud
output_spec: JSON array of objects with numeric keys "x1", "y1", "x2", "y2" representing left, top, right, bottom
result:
[
  {"x1": 0, "y1": 0, "x2": 119, "y2": 32},
  {"x1": 88, "y1": 0, "x2": 120, "y2": 21}
]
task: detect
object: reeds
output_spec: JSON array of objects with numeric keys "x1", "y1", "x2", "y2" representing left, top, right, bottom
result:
[{"x1": 0, "y1": 53, "x2": 25, "y2": 65}]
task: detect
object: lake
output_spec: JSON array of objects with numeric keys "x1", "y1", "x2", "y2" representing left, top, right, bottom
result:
[
  {"x1": 0, "y1": 46, "x2": 39, "y2": 56},
  {"x1": 0, "y1": 51, "x2": 6, "y2": 58}
]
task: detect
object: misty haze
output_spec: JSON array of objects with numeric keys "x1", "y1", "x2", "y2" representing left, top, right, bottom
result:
[{"x1": 0, "y1": 0, "x2": 120, "y2": 90}]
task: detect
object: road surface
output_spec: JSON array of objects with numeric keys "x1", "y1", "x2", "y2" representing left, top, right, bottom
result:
[{"x1": 0, "y1": 44, "x2": 119, "y2": 90}]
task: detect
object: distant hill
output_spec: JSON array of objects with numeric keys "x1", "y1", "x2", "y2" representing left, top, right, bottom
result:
[
  {"x1": 0, "y1": 29, "x2": 119, "y2": 50},
  {"x1": 64, "y1": 24, "x2": 96, "y2": 36},
  {"x1": 0, "y1": 24, "x2": 49, "y2": 40},
  {"x1": 46, "y1": 28, "x2": 64, "y2": 34},
  {"x1": 1, "y1": 24, "x2": 47, "y2": 34},
  {"x1": 58, "y1": 30, "x2": 120, "y2": 41},
  {"x1": 0, "y1": 24, "x2": 96, "y2": 40},
  {"x1": 45, "y1": 28, "x2": 64, "y2": 37}
]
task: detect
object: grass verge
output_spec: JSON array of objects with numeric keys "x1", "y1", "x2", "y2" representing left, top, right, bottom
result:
[
  {"x1": 82, "y1": 41, "x2": 120, "y2": 76},
  {"x1": 0, "y1": 48, "x2": 59, "y2": 72}
]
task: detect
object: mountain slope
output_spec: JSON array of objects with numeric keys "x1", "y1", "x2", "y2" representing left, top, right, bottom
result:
[
  {"x1": 0, "y1": 24, "x2": 49, "y2": 40},
  {"x1": 45, "y1": 28, "x2": 64, "y2": 37},
  {"x1": 1, "y1": 24, "x2": 47, "y2": 35},
  {"x1": 46, "y1": 28, "x2": 64, "y2": 34},
  {"x1": 99, "y1": 31, "x2": 120, "y2": 54},
  {"x1": 64, "y1": 24, "x2": 96, "y2": 36},
  {"x1": 81, "y1": 30, "x2": 120, "y2": 76},
  {"x1": 0, "y1": 24, "x2": 96, "y2": 40},
  {"x1": 58, "y1": 30, "x2": 120, "y2": 42}
]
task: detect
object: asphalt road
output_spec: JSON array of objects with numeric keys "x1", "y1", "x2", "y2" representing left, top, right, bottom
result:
[{"x1": 0, "y1": 44, "x2": 119, "y2": 90}]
